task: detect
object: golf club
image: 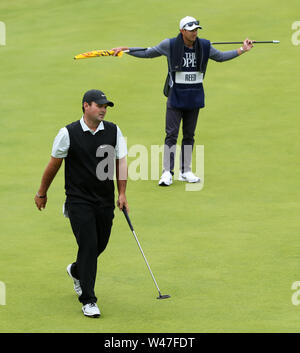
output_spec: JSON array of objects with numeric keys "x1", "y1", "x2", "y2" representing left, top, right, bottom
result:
[
  {"x1": 122, "y1": 207, "x2": 171, "y2": 300},
  {"x1": 212, "y1": 40, "x2": 280, "y2": 45}
]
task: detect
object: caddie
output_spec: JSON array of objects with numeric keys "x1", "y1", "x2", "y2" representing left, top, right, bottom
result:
[{"x1": 112, "y1": 16, "x2": 254, "y2": 186}]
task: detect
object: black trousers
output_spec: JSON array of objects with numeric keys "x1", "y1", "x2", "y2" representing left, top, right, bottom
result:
[
  {"x1": 164, "y1": 100, "x2": 200, "y2": 173},
  {"x1": 66, "y1": 202, "x2": 114, "y2": 305}
]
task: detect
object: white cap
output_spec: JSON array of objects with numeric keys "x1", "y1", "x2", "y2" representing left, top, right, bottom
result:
[{"x1": 179, "y1": 16, "x2": 202, "y2": 31}]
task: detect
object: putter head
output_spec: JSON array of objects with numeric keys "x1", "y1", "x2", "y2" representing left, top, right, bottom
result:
[{"x1": 157, "y1": 294, "x2": 171, "y2": 300}]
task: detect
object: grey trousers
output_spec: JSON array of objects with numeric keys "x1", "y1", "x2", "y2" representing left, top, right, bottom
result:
[{"x1": 163, "y1": 100, "x2": 200, "y2": 173}]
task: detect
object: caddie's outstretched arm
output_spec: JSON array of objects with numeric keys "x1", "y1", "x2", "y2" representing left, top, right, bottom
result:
[
  {"x1": 209, "y1": 38, "x2": 254, "y2": 62},
  {"x1": 111, "y1": 39, "x2": 169, "y2": 58}
]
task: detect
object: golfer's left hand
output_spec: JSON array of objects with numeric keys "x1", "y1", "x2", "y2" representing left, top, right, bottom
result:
[
  {"x1": 242, "y1": 38, "x2": 254, "y2": 51},
  {"x1": 117, "y1": 194, "x2": 129, "y2": 212}
]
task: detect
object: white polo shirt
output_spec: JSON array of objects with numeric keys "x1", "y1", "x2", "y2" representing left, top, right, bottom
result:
[{"x1": 51, "y1": 117, "x2": 127, "y2": 159}]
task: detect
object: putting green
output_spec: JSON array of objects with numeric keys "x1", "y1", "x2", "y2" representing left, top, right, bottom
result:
[{"x1": 0, "y1": 0, "x2": 300, "y2": 333}]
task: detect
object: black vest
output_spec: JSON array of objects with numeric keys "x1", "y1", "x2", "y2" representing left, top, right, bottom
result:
[
  {"x1": 164, "y1": 34, "x2": 211, "y2": 109},
  {"x1": 65, "y1": 120, "x2": 117, "y2": 206}
]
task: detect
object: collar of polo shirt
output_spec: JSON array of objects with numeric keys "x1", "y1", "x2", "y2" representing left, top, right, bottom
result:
[{"x1": 80, "y1": 116, "x2": 104, "y2": 135}]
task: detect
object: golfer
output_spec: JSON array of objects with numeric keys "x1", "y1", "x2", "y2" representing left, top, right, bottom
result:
[
  {"x1": 34, "y1": 89, "x2": 128, "y2": 318},
  {"x1": 112, "y1": 16, "x2": 254, "y2": 186}
]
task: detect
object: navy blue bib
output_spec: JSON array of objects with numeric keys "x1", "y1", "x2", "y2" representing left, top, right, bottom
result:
[{"x1": 168, "y1": 37, "x2": 210, "y2": 110}]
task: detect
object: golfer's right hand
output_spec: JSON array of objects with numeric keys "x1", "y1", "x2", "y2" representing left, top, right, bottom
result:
[
  {"x1": 111, "y1": 47, "x2": 129, "y2": 56},
  {"x1": 117, "y1": 194, "x2": 129, "y2": 212},
  {"x1": 34, "y1": 194, "x2": 47, "y2": 211}
]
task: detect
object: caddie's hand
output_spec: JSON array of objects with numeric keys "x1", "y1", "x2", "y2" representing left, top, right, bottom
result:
[
  {"x1": 34, "y1": 193, "x2": 47, "y2": 211},
  {"x1": 117, "y1": 194, "x2": 129, "y2": 212},
  {"x1": 111, "y1": 47, "x2": 129, "y2": 56},
  {"x1": 242, "y1": 38, "x2": 254, "y2": 51}
]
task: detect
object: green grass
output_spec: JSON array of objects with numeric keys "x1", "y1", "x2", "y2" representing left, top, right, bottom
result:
[{"x1": 0, "y1": 0, "x2": 300, "y2": 332}]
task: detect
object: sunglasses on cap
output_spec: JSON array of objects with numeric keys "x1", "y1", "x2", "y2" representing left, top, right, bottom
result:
[{"x1": 183, "y1": 20, "x2": 200, "y2": 28}]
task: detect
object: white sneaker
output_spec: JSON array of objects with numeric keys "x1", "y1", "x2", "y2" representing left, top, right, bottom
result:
[
  {"x1": 66, "y1": 264, "x2": 82, "y2": 297},
  {"x1": 82, "y1": 303, "x2": 101, "y2": 318},
  {"x1": 178, "y1": 171, "x2": 200, "y2": 183},
  {"x1": 158, "y1": 171, "x2": 173, "y2": 186}
]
